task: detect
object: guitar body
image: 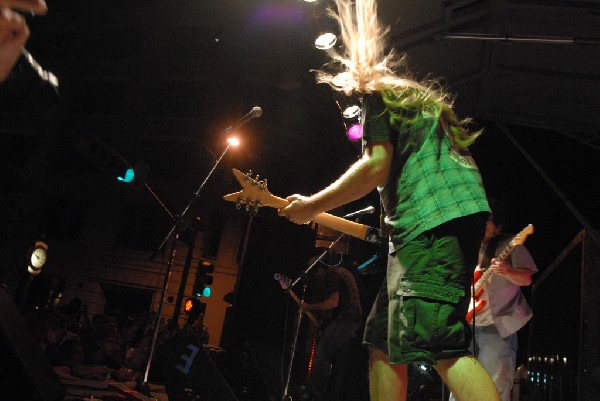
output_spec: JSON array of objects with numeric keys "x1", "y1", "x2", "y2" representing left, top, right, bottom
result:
[
  {"x1": 465, "y1": 268, "x2": 487, "y2": 323},
  {"x1": 465, "y1": 224, "x2": 535, "y2": 324},
  {"x1": 465, "y1": 298, "x2": 486, "y2": 323},
  {"x1": 472, "y1": 269, "x2": 484, "y2": 297}
]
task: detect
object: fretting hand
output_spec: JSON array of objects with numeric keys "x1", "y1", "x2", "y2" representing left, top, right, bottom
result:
[
  {"x1": 278, "y1": 194, "x2": 319, "y2": 225},
  {"x1": 488, "y1": 258, "x2": 512, "y2": 277}
]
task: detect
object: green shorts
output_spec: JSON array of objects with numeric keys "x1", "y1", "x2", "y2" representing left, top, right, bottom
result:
[{"x1": 363, "y1": 213, "x2": 486, "y2": 364}]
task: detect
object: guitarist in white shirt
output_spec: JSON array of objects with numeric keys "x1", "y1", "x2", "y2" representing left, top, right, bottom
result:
[{"x1": 450, "y1": 200, "x2": 537, "y2": 401}]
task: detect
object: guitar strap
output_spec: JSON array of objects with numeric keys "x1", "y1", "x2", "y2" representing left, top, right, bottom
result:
[{"x1": 379, "y1": 197, "x2": 390, "y2": 238}]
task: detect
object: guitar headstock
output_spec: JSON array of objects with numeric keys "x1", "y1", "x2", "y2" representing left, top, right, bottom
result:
[
  {"x1": 274, "y1": 272, "x2": 292, "y2": 290},
  {"x1": 223, "y1": 169, "x2": 276, "y2": 215},
  {"x1": 511, "y1": 224, "x2": 535, "y2": 246}
]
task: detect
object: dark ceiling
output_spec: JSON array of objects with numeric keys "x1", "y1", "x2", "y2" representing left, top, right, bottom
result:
[{"x1": 1, "y1": 0, "x2": 599, "y2": 275}]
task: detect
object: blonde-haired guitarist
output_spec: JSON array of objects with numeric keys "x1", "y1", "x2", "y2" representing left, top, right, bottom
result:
[{"x1": 278, "y1": 0, "x2": 500, "y2": 399}]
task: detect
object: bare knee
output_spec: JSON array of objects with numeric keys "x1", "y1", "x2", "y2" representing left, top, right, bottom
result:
[
  {"x1": 369, "y1": 346, "x2": 389, "y2": 366},
  {"x1": 434, "y1": 355, "x2": 500, "y2": 401},
  {"x1": 368, "y1": 346, "x2": 408, "y2": 401}
]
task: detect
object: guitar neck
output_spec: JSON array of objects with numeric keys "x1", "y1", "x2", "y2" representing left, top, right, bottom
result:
[
  {"x1": 474, "y1": 233, "x2": 526, "y2": 291},
  {"x1": 474, "y1": 244, "x2": 512, "y2": 292},
  {"x1": 266, "y1": 195, "x2": 370, "y2": 242},
  {"x1": 496, "y1": 242, "x2": 516, "y2": 262},
  {"x1": 287, "y1": 289, "x2": 321, "y2": 328}
]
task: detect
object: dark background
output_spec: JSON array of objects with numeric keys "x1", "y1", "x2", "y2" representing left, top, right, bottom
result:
[{"x1": 1, "y1": 0, "x2": 598, "y2": 399}]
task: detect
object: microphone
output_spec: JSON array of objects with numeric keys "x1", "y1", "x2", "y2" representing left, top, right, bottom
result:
[
  {"x1": 343, "y1": 205, "x2": 375, "y2": 219},
  {"x1": 19, "y1": 50, "x2": 59, "y2": 89},
  {"x1": 234, "y1": 106, "x2": 263, "y2": 127}
]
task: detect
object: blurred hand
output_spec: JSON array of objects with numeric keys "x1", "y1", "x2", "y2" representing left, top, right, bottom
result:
[
  {"x1": 0, "y1": 0, "x2": 47, "y2": 82},
  {"x1": 0, "y1": 0, "x2": 47, "y2": 15}
]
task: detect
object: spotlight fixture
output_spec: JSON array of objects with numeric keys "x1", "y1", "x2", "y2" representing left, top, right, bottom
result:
[
  {"x1": 333, "y1": 94, "x2": 363, "y2": 142},
  {"x1": 342, "y1": 105, "x2": 361, "y2": 119},
  {"x1": 227, "y1": 137, "x2": 240, "y2": 147},
  {"x1": 315, "y1": 32, "x2": 337, "y2": 50},
  {"x1": 346, "y1": 123, "x2": 363, "y2": 142}
]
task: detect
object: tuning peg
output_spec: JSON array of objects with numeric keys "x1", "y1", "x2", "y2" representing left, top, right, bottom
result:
[
  {"x1": 235, "y1": 203, "x2": 242, "y2": 210},
  {"x1": 244, "y1": 170, "x2": 253, "y2": 182},
  {"x1": 258, "y1": 179, "x2": 268, "y2": 191}
]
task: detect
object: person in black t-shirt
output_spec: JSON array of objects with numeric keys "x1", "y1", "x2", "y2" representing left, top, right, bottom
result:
[{"x1": 301, "y1": 259, "x2": 363, "y2": 401}]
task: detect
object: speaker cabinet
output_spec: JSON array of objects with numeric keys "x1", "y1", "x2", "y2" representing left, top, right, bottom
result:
[{"x1": 157, "y1": 328, "x2": 238, "y2": 401}]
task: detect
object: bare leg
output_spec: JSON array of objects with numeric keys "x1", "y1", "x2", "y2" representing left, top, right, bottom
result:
[
  {"x1": 368, "y1": 346, "x2": 407, "y2": 401},
  {"x1": 435, "y1": 355, "x2": 501, "y2": 401}
]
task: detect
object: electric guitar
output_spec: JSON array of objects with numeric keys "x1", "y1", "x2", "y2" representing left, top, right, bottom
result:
[
  {"x1": 465, "y1": 224, "x2": 535, "y2": 323},
  {"x1": 223, "y1": 169, "x2": 381, "y2": 244},
  {"x1": 274, "y1": 272, "x2": 321, "y2": 328}
]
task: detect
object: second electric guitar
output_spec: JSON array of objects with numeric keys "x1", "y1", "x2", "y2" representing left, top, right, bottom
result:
[{"x1": 465, "y1": 224, "x2": 534, "y2": 323}]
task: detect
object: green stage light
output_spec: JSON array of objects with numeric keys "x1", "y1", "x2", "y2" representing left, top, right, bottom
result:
[{"x1": 117, "y1": 168, "x2": 135, "y2": 183}]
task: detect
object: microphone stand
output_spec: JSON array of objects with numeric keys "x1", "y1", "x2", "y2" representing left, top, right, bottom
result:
[
  {"x1": 136, "y1": 140, "x2": 236, "y2": 396},
  {"x1": 281, "y1": 231, "x2": 346, "y2": 401}
]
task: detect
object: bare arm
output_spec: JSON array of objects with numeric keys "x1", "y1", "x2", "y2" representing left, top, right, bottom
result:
[
  {"x1": 489, "y1": 244, "x2": 536, "y2": 286},
  {"x1": 279, "y1": 141, "x2": 393, "y2": 224},
  {"x1": 489, "y1": 259, "x2": 532, "y2": 286}
]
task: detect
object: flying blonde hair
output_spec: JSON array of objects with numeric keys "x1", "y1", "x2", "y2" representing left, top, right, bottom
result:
[{"x1": 315, "y1": 0, "x2": 481, "y2": 147}]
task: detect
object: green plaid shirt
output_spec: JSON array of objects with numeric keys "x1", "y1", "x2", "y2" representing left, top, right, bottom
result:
[{"x1": 362, "y1": 93, "x2": 490, "y2": 252}]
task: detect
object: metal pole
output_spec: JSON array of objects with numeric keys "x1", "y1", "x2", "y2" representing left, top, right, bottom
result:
[
  {"x1": 496, "y1": 123, "x2": 600, "y2": 247},
  {"x1": 440, "y1": 32, "x2": 600, "y2": 46}
]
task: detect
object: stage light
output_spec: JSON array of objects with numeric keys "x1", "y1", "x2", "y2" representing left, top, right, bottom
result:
[
  {"x1": 342, "y1": 105, "x2": 361, "y2": 119},
  {"x1": 117, "y1": 168, "x2": 135, "y2": 183},
  {"x1": 315, "y1": 32, "x2": 337, "y2": 50},
  {"x1": 227, "y1": 137, "x2": 240, "y2": 147},
  {"x1": 346, "y1": 123, "x2": 363, "y2": 142}
]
